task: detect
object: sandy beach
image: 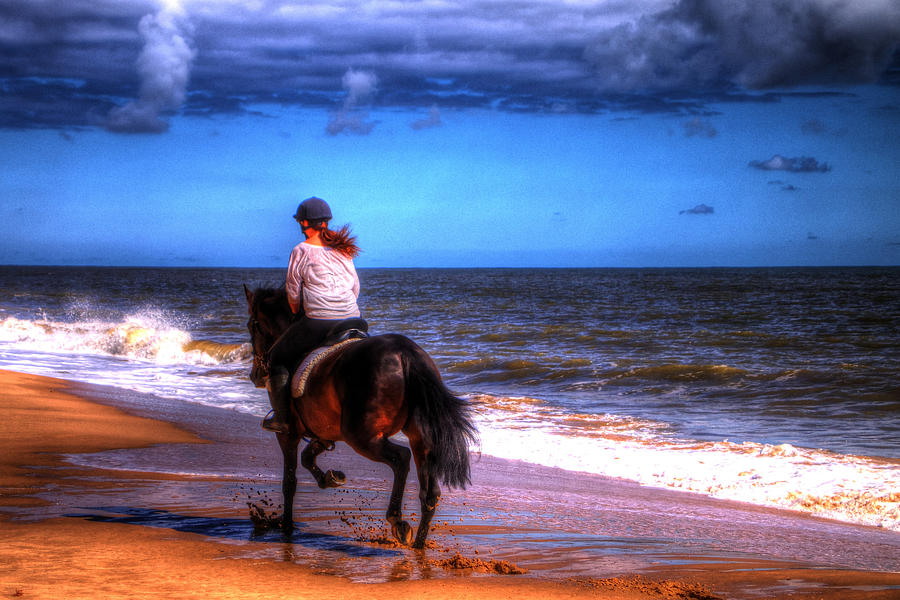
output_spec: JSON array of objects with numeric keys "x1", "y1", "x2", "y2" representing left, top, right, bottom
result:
[{"x1": 2, "y1": 368, "x2": 898, "y2": 600}]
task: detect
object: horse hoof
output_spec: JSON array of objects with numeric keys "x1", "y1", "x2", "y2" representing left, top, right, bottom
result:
[
  {"x1": 412, "y1": 531, "x2": 428, "y2": 549},
  {"x1": 392, "y1": 520, "x2": 413, "y2": 546},
  {"x1": 324, "y1": 470, "x2": 346, "y2": 488}
]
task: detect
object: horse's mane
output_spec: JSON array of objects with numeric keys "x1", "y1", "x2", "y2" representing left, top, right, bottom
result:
[
  {"x1": 251, "y1": 285, "x2": 293, "y2": 319},
  {"x1": 252, "y1": 284, "x2": 286, "y2": 300}
]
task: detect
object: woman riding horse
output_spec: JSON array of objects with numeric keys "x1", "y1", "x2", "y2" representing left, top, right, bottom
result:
[{"x1": 263, "y1": 196, "x2": 363, "y2": 434}]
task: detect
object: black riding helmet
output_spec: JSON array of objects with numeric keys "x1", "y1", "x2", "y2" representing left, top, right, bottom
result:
[{"x1": 293, "y1": 197, "x2": 332, "y2": 222}]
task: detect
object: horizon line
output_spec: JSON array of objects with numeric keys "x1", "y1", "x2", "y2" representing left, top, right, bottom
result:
[{"x1": 2, "y1": 263, "x2": 898, "y2": 270}]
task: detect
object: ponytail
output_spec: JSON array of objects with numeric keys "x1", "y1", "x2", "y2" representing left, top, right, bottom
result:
[{"x1": 320, "y1": 223, "x2": 360, "y2": 259}]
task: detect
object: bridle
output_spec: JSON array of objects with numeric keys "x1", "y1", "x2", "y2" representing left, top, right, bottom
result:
[
  {"x1": 247, "y1": 316, "x2": 271, "y2": 382},
  {"x1": 246, "y1": 287, "x2": 294, "y2": 386}
]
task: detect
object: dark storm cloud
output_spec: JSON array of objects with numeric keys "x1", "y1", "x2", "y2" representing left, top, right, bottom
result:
[
  {"x1": 750, "y1": 155, "x2": 831, "y2": 173},
  {"x1": 584, "y1": 0, "x2": 900, "y2": 91},
  {"x1": 1, "y1": 0, "x2": 898, "y2": 130}
]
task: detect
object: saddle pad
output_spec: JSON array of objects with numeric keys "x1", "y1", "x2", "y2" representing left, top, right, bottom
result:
[{"x1": 291, "y1": 337, "x2": 362, "y2": 398}]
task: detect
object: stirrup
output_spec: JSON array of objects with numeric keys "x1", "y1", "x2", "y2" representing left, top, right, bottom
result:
[{"x1": 261, "y1": 410, "x2": 290, "y2": 433}]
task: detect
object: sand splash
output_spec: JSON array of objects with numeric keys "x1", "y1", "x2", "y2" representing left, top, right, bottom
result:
[
  {"x1": 241, "y1": 485, "x2": 283, "y2": 532},
  {"x1": 578, "y1": 576, "x2": 722, "y2": 600},
  {"x1": 428, "y1": 552, "x2": 528, "y2": 575}
]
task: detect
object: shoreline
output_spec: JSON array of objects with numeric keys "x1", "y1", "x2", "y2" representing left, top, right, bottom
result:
[{"x1": 2, "y1": 368, "x2": 899, "y2": 599}]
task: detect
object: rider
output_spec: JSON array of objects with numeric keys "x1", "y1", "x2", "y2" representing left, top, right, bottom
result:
[{"x1": 261, "y1": 196, "x2": 362, "y2": 433}]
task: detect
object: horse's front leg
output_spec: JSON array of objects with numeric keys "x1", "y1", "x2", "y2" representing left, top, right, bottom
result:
[
  {"x1": 301, "y1": 438, "x2": 345, "y2": 489},
  {"x1": 277, "y1": 432, "x2": 300, "y2": 533}
]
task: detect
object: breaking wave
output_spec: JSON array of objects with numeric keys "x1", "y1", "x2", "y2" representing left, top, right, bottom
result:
[{"x1": 0, "y1": 315, "x2": 250, "y2": 366}]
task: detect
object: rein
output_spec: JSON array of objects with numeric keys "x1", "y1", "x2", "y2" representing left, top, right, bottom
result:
[{"x1": 248, "y1": 317, "x2": 270, "y2": 380}]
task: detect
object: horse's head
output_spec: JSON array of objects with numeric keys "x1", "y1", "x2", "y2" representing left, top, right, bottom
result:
[{"x1": 243, "y1": 284, "x2": 293, "y2": 388}]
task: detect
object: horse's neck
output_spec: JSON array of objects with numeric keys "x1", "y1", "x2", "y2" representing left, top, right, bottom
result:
[
  {"x1": 275, "y1": 316, "x2": 292, "y2": 337},
  {"x1": 271, "y1": 291, "x2": 296, "y2": 334}
]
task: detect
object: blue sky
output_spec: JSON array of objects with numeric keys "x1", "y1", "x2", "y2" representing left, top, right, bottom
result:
[{"x1": 1, "y1": 0, "x2": 899, "y2": 268}]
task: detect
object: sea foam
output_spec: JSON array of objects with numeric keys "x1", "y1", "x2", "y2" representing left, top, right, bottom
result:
[{"x1": 469, "y1": 394, "x2": 900, "y2": 531}]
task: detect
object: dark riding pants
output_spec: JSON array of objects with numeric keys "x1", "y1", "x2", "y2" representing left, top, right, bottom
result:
[
  {"x1": 267, "y1": 316, "x2": 345, "y2": 375},
  {"x1": 264, "y1": 315, "x2": 359, "y2": 430}
]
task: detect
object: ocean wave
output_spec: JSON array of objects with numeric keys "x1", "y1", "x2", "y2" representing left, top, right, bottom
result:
[
  {"x1": 604, "y1": 363, "x2": 749, "y2": 384},
  {"x1": 469, "y1": 393, "x2": 900, "y2": 531},
  {"x1": 467, "y1": 393, "x2": 674, "y2": 440},
  {"x1": 182, "y1": 340, "x2": 251, "y2": 363},
  {"x1": 446, "y1": 355, "x2": 594, "y2": 384},
  {"x1": 0, "y1": 315, "x2": 250, "y2": 366},
  {"x1": 590, "y1": 328, "x2": 636, "y2": 339},
  {"x1": 446, "y1": 358, "x2": 543, "y2": 384},
  {"x1": 765, "y1": 368, "x2": 840, "y2": 384}
]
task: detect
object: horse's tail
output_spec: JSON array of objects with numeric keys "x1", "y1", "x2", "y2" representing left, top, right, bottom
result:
[{"x1": 405, "y1": 354, "x2": 478, "y2": 489}]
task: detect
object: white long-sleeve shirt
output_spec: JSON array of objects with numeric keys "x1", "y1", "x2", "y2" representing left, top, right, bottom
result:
[{"x1": 285, "y1": 242, "x2": 360, "y2": 319}]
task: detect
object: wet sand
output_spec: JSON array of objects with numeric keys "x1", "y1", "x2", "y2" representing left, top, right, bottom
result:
[{"x1": 1, "y1": 369, "x2": 899, "y2": 599}]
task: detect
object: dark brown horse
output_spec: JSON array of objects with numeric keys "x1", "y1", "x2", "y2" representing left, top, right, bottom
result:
[{"x1": 243, "y1": 285, "x2": 477, "y2": 548}]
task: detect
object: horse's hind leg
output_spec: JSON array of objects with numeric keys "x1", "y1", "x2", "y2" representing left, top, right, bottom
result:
[
  {"x1": 301, "y1": 439, "x2": 345, "y2": 489},
  {"x1": 408, "y1": 432, "x2": 441, "y2": 549},
  {"x1": 347, "y1": 436, "x2": 413, "y2": 546}
]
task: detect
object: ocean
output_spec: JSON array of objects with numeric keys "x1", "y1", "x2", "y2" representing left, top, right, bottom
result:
[{"x1": 1, "y1": 266, "x2": 898, "y2": 532}]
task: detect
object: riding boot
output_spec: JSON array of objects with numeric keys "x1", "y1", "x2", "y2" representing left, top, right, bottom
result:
[{"x1": 261, "y1": 368, "x2": 292, "y2": 434}]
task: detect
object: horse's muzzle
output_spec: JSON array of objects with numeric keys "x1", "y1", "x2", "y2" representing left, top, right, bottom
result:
[{"x1": 249, "y1": 367, "x2": 267, "y2": 389}]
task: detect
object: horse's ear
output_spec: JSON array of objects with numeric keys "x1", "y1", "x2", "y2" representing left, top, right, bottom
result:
[{"x1": 243, "y1": 284, "x2": 254, "y2": 305}]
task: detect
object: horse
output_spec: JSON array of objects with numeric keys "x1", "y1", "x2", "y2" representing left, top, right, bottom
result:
[{"x1": 243, "y1": 285, "x2": 477, "y2": 548}]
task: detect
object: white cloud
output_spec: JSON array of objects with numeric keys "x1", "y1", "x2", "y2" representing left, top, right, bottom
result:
[
  {"x1": 411, "y1": 105, "x2": 442, "y2": 130},
  {"x1": 326, "y1": 68, "x2": 379, "y2": 135},
  {"x1": 749, "y1": 155, "x2": 831, "y2": 173},
  {"x1": 106, "y1": 3, "x2": 196, "y2": 133}
]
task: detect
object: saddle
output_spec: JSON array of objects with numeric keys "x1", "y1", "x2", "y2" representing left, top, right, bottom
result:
[
  {"x1": 290, "y1": 319, "x2": 368, "y2": 398},
  {"x1": 324, "y1": 318, "x2": 368, "y2": 344}
]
